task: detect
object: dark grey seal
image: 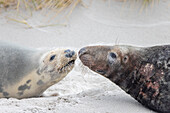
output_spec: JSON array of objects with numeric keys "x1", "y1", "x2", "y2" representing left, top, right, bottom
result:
[{"x1": 79, "y1": 45, "x2": 170, "y2": 113}]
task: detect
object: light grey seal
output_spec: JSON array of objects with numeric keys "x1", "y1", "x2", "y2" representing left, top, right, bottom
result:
[{"x1": 0, "y1": 42, "x2": 77, "y2": 99}]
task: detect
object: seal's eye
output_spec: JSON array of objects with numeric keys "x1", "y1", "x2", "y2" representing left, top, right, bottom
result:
[
  {"x1": 50, "y1": 55, "x2": 56, "y2": 61},
  {"x1": 108, "y1": 52, "x2": 117, "y2": 64},
  {"x1": 110, "y1": 52, "x2": 117, "y2": 59}
]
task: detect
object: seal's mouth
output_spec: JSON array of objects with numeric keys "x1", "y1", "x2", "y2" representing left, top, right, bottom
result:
[
  {"x1": 63, "y1": 60, "x2": 75, "y2": 68},
  {"x1": 96, "y1": 70, "x2": 106, "y2": 75},
  {"x1": 59, "y1": 60, "x2": 75, "y2": 72}
]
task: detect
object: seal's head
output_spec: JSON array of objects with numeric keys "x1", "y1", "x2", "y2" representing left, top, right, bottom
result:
[
  {"x1": 38, "y1": 49, "x2": 77, "y2": 85},
  {"x1": 78, "y1": 45, "x2": 141, "y2": 82}
]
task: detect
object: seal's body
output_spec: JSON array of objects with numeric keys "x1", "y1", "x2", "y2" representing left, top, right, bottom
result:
[
  {"x1": 0, "y1": 42, "x2": 76, "y2": 99},
  {"x1": 79, "y1": 45, "x2": 170, "y2": 113}
]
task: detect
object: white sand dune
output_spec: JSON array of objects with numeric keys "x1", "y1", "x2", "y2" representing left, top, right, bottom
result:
[{"x1": 0, "y1": 0, "x2": 170, "y2": 113}]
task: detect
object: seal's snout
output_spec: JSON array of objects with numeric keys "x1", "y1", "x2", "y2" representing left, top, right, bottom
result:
[
  {"x1": 64, "y1": 49, "x2": 75, "y2": 58},
  {"x1": 78, "y1": 47, "x2": 93, "y2": 68}
]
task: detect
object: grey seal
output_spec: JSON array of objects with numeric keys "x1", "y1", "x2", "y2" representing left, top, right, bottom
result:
[
  {"x1": 0, "y1": 42, "x2": 77, "y2": 99},
  {"x1": 79, "y1": 45, "x2": 170, "y2": 113}
]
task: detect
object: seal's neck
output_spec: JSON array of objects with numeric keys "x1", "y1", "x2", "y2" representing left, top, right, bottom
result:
[{"x1": 112, "y1": 49, "x2": 145, "y2": 95}]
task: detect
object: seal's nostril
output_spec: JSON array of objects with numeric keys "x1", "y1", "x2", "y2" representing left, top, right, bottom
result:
[
  {"x1": 64, "y1": 49, "x2": 71, "y2": 53},
  {"x1": 78, "y1": 48, "x2": 87, "y2": 56},
  {"x1": 65, "y1": 51, "x2": 75, "y2": 58},
  {"x1": 71, "y1": 51, "x2": 75, "y2": 56}
]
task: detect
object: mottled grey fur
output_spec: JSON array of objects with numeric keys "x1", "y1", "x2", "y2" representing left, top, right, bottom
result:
[
  {"x1": 37, "y1": 80, "x2": 44, "y2": 85},
  {"x1": 18, "y1": 84, "x2": 31, "y2": 91},
  {"x1": 3, "y1": 92, "x2": 9, "y2": 96},
  {"x1": 26, "y1": 80, "x2": 31, "y2": 84}
]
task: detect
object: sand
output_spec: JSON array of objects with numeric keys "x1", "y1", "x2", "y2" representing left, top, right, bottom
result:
[{"x1": 0, "y1": 0, "x2": 170, "y2": 113}]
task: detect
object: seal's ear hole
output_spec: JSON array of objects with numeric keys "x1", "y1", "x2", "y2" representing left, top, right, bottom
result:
[
  {"x1": 50, "y1": 55, "x2": 56, "y2": 61},
  {"x1": 123, "y1": 55, "x2": 129, "y2": 63}
]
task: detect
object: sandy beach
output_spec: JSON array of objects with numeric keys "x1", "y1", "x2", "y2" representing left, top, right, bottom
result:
[{"x1": 0, "y1": 0, "x2": 170, "y2": 112}]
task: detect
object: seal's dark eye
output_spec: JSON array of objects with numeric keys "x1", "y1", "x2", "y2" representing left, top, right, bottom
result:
[
  {"x1": 50, "y1": 55, "x2": 56, "y2": 61},
  {"x1": 110, "y1": 52, "x2": 117, "y2": 59},
  {"x1": 108, "y1": 52, "x2": 117, "y2": 64}
]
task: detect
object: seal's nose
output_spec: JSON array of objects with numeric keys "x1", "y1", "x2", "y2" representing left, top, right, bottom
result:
[
  {"x1": 78, "y1": 47, "x2": 87, "y2": 57},
  {"x1": 65, "y1": 49, "x2": 75, "y2": 58}
]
